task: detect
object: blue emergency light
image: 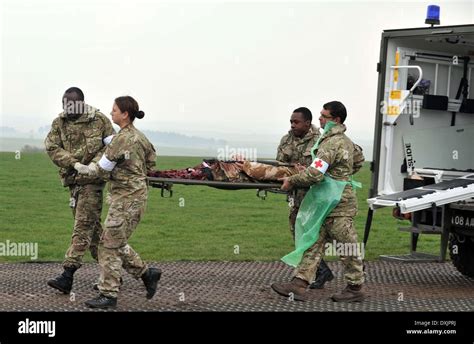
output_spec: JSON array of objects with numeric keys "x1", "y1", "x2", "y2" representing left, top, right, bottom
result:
[{"x1": 425, "y1": 5, "x2": 440, "y2": 26}]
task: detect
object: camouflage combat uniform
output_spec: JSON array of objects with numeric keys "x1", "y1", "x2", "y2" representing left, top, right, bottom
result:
[
  {"x1": 44, "y1": 105, "x2": 115, "y2": 268},
  {"x1": 288, "y1": 123, "x2": 365, "y2": 286},
  {"x1": 95, "y1": 123, "x2": 156, "y2": 298},
  {"x1": 276, "y1": 125, "x2": 320, "y2": 239}
]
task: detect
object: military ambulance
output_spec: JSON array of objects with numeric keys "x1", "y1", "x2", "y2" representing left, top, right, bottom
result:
[{"x1": 364, "y1": 6, "x2": 474, "y2": 277}]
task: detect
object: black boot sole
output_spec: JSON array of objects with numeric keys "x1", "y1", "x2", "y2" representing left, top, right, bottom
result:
[
  {"x1": 47, "y1": 280, "x2": 71, "y2": 294},
  {"x1": 84, "y1": 301, "x2": 117, "y2": 309}
]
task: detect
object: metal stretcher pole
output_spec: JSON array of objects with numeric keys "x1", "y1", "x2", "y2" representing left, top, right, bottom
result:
[{"x1": 147, "y1": 177, "x2": 283, "y2": 198}]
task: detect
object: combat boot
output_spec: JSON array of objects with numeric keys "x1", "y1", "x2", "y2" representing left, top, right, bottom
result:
[
  {"x1": 141, "y1": 267, "x2": 162, "y2": 299},
  {"x1": 331, "y1": 284, "x2": 367, "y2": 302},
  {"x1": 309, "y1": 260, "x2": 334, "y2": 289},
  {"x1": 47, "y1": 266, "x2": 77, "y2": 294},
  {"x1": 271, "y1": 277, "x2": 309, "y2": 301},
  {"x1": 84, "y1": 294, "x2": 117, "y2": 309}
]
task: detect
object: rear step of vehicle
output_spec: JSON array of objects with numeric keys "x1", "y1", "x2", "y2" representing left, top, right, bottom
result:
[
  {"x1": 380, "y1": 222, "x2": 449, "y2": 263},
  {"x1": 380, "y1": 252, "x2": 442, "y2": 263}
]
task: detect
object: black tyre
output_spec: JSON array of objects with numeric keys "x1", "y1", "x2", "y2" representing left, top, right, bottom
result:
[{"x1": 449, "y1": 234, "x2": 474, "y2": 278}]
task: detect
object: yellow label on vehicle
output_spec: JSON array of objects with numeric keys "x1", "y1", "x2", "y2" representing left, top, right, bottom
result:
[
  {"x1": 394, "y1": 51, "x2": 400, "y2": 83},
  {"x1": 390, "y1": 90, "x2": 401, "y2": 99},
  {"x1": 388, "y1": 106, "x2": 399, "y2": 115}
]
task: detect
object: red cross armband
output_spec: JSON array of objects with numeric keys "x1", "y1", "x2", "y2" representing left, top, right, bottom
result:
[{"x1": 310, "y1": 158, "x2": 329, "y2": 174}]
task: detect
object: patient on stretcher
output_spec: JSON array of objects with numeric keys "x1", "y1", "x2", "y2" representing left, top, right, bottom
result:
[{"x1": 147, "y1": 159, "x2": 299, "y2": 183}]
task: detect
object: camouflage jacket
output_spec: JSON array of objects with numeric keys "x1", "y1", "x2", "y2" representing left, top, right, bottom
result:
[
  {"x1": 276, "y1": 125, "x2": 320, "y2": 167},
  {"x1": 97, "y1": 123, "x2": 156, "y2": 201},
  {"x1": 44, "y1": 105, "x2": 115, "y2": 186},
  {"x1": 288, "y1": 123, "x2": 365, "y2": 217}
]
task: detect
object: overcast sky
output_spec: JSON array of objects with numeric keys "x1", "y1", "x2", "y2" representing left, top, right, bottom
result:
[{"x1": 1, "y1": 0, "x2": 473, "y2": 142}]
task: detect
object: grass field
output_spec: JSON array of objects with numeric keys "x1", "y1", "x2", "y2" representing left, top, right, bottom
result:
[{"x1": 0, "y1": 152, "x2": 441, "y2": 263}]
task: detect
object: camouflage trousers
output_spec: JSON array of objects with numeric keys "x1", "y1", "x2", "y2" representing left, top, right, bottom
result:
[
  {"x1": 98, "y1": 197, "x2": 148, "y2": 298},
  {"x1": 63, "y1": 183, "x2": 104, "y2": 269},
  {"x1": 288, "y1": 189, "x2": 308, "y2": 241},
  {"x1": 294, "y1": 216, "x2": 365, "y2": 285}
]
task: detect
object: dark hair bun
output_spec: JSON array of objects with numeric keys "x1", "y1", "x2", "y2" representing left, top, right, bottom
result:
[{"x1": 136, "y1": 110, "x2": 145, "y2": 119}]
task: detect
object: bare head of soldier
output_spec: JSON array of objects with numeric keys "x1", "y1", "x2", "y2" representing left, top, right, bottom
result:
[
  {"x1": 290, "y1": 107, "x2": 312, "y2": 138},
  {"x1": 319, "y1": 101, "x2": 346, "y2": 129},
  {"x1": 111, "y1": 96, "x2": 145, "y2": 128},
  {"x1": 62, "y1": 87, "x2": 85, "y2": 117}
]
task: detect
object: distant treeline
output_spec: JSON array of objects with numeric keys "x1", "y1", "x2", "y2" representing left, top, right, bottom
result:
[
  {"x1": 1, "y1": 126, "x2": 227, "y2": 149},
  {"x1": 142, "y1": 130, "x2": 226, "y2": 148}
]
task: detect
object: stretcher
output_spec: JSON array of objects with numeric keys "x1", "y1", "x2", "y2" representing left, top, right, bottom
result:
[
  {"x1": 148, "y1": 177, "x2": 284, "y2": 200},
  {"x1": 147, "y1": 159, "x2": 295, "y2": 199}
]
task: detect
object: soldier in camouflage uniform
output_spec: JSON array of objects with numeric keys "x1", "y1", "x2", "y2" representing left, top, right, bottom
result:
[
  {"x1": 276, "y1": 107, "x2": 334, "y2": 289},
  {"x1": 272, "y1": 101, "x2": 366, "y2": 302},
  {"x1": 45, "y1": 87, "x2": 115, "y2": 294},
  {"x1": 276, "y1": 107, "x2": 319, "y2": 240},
  {"x1": 76, "y1": 96, "x2": 161, "y2": 309}
]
